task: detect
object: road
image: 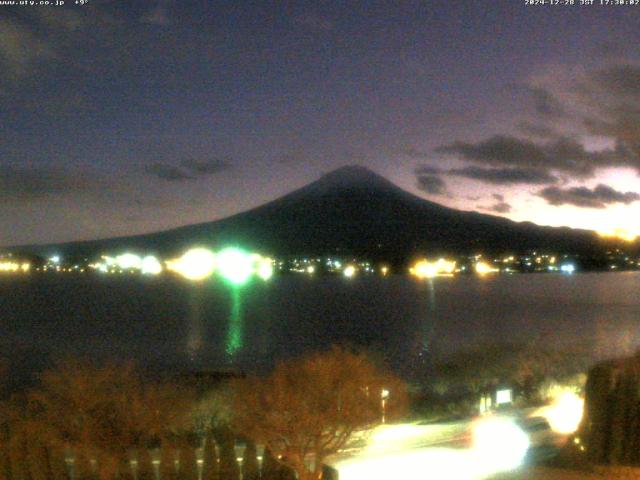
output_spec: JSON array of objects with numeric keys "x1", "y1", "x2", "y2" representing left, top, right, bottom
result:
[{"x1": 326, "y1": 410, "x2": 570, "y2": 480}]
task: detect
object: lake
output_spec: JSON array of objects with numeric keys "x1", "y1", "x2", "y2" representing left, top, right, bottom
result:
[{"x1": 2, "y1": 272, "x2": 640, "y2": 385}]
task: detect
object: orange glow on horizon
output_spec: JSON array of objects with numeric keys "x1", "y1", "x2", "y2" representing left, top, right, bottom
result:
[{"x1": 597, "y1": 228, "x2": 638, "y2": 243}]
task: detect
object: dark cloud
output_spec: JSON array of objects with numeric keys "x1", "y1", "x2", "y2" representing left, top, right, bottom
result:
[
  {"x1": 436, "y1": 135, "x2": 628, "y2": 177},
  {"x1": 538, "y1": 184, "x2": 640, "y2": 209},
  {"x1": 180, "y1": 158, "x2": 231, "y2": 175},
  {"x1": 541, "y1": 62, "x2": 640, "y2": 165},
  {"x1": 529, "y1": 87, "x2": 567, "y2": 118},
  {"x1": 416, "y1": 174, "x2": 447, "y2": 195},
  {"x1": 437, "y1": 135, "x2": 545, "y2": 167},
  {"x1": 578, "y1": 64, "x2": 640, "y2": 160},
  {"x1": 146, "y1": 164, "x2": 192, "y2": 181},
  {"x1": 146, "y1": 158, "x2": 232, "y2": 181},
  {"x1": 415, "y1": 165, "x2": 441, "y2": 175},
  {"x1": 448, "y1": 165, "x2": 558, "y2": 185},
  {"x1": 436, "y1": 62, "x2": 640, "y2": 187},
  {"x1": 481, "y1": 201, "x2": 512, "y2": 214},
  {"x1": 0, "y1": 16, "x2": 53, "y2": 81},
  {"x1": 517, "y1": 121, "x2": 560, "y2": 140},
  {"x1": 400, "y1": 147, "x2": 430, "y2": 159},
  {"x1": 592, "y1": 65, "x2": 640, "y2": 98},
  {"x1": 0, "y1": 165, "x2": 95, "y2": 201},
  {"x1": 415, "y1": 164, "x2": 558, "y2": 185},
  {"x1": 477, "y1": 193, "x2": 512, "y2": 214}
]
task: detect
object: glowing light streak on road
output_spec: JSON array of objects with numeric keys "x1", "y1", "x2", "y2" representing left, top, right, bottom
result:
[
  {"x1": 472, "y1": 416, "x2": 529, "y2": 473},
  {"x1": 332, "y1": 418, "x2": 530, "y2": 480},
  {"x1": 533, "y1": 391, "x2": 584, "y2": 434}
]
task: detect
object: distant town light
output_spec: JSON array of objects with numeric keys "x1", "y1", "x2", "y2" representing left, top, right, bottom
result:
[
  {"x1": 141, "y1": 255, "x2": 163, "y2": 275},
  {"x1": 343, "y1": 265, "x2": 356, "y2": 278},
  {"x1": 216, "y1": 248, "x2": 253, "y2": 285},
  {"x1": 475, "y1": 261, "x2": 498, "y2": 275},
  {"x1": 257, "y1": 257, "x2": 274, "y2": 281},
  {"x1": 410, "y1": 258, "x2": 456, "y2": 279},
  {"x1": 116, "y1": 253, "x2": 142, "y2": 270},
  {"x1": 168, "y1": 248, "x2": 216, "y2": 281},
  {"x1": 560, "y1": 263, "x2": 575, "y2": 274}
]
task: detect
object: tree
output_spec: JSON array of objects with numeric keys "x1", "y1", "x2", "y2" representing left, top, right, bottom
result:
[
  {"x1": 232, "y1": 346, "x2": 407, "y2": 480},
  {"x1": 28, "y1": 358, "x2": 194, "y2": 480}
]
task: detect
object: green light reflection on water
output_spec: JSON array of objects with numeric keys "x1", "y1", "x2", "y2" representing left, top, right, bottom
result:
[{"x1": 226, "y1": 286, "x2": 244, "y2": 356}]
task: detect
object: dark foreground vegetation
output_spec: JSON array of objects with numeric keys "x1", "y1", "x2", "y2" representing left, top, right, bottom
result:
[
  {"x1": 0, "y1": 347, "x2": 406, "y2": 480},
  {"x1": 2, "y1": 339, "x2": 623, "y2": 480},
  {"x1": 412, "y1": 340, "x2": 592, "y2": 421},
  {"x1": 493, "y1": 352, "x2": 640, "y2": 480}
]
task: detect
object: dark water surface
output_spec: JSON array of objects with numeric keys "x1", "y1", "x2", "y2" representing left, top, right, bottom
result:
[{"x1": 2, "y1": 273, "x2": 640, "y2": 382}]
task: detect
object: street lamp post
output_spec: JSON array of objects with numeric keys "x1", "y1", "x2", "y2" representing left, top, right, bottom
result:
[
  {"x1": 89, "y1": 458, "x2": 97, "y2": 478},
  {"x1": 234, "y1": 441, "x2": 246, "y2": 480},
  {"x1": 211, "y1": 440, "x2": 220, "y2": 478},
  {"x1": 173, "y1": 451, "x2": 180, "y2": 478},
  {"x1": 64, "y1": 448, "x2": 75, "y2": 480},
  {"x1": 128, "y1": 450, "x2": 139, "y2": 480},
  {"x1": 255, "y1": 444, "x2": 265, "y2": 478},
  {"x1": 150, "y1": 448, "x2": 161, "y2": 480},
  {"x1": 381, "y1": 388, "x2": 390, "y2": 424},
  {"x1": 195, "y1": 446, "x2": 205, "y2": 480}
]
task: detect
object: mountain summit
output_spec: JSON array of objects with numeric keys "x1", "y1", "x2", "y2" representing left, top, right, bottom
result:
[
  {"x1": 24, "y1": 166, "x2": 601, "y2": 263},
  {"x1": 314, "y1": 165, "x2": 397, "y2": 190}
]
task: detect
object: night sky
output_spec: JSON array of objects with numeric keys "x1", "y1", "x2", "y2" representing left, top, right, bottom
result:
[{"x1": 2, "y1": 1, "x2": 640, "y2": 246}]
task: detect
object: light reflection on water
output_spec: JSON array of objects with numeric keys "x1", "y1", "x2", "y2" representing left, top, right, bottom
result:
[{"x1": 2, "y1": 273, "x2": 640, "y2": 378}]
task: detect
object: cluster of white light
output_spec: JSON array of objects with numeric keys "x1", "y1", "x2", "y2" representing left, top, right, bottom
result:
[
  {"x1": 92, "y1": 254, "x2": 163, "y2": 276},
  {"x1": 533, "y1": 391, "x2": 584, "y2": 434},
  {"x1": 472, "y1": 416, "x2": 530, "y2": 474},
  {"x1": 167, "y1": 247, "x2": 274, "y2": 284},
  {"x1": 410, "y1": 258, "x2": 456, "y2": 279},
  {"x1": 343, "y1": 265, "x2": 357, "y2": 278},
  {"x1": 560, "y1": 263, "x2": 575, "y2": 274},
  {"x1": 167, "y1": 248, "x2": 216, "y2": 281},
  {"x1": 0, "y1": 262, "x2": 30, "y2": 273}
]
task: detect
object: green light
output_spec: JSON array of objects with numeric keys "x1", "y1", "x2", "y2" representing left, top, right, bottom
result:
[
  {"x1": 226, "y1": 288, "x2": 243, "y2": 355},
  {"x1": 216, "y1": 248, "x2": 253, "y2": 285}
]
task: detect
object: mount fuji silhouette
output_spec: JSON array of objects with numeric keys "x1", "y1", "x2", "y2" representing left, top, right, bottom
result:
[{"x1": 21, "y1": 165, "x2": 601, "y2": 264}]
